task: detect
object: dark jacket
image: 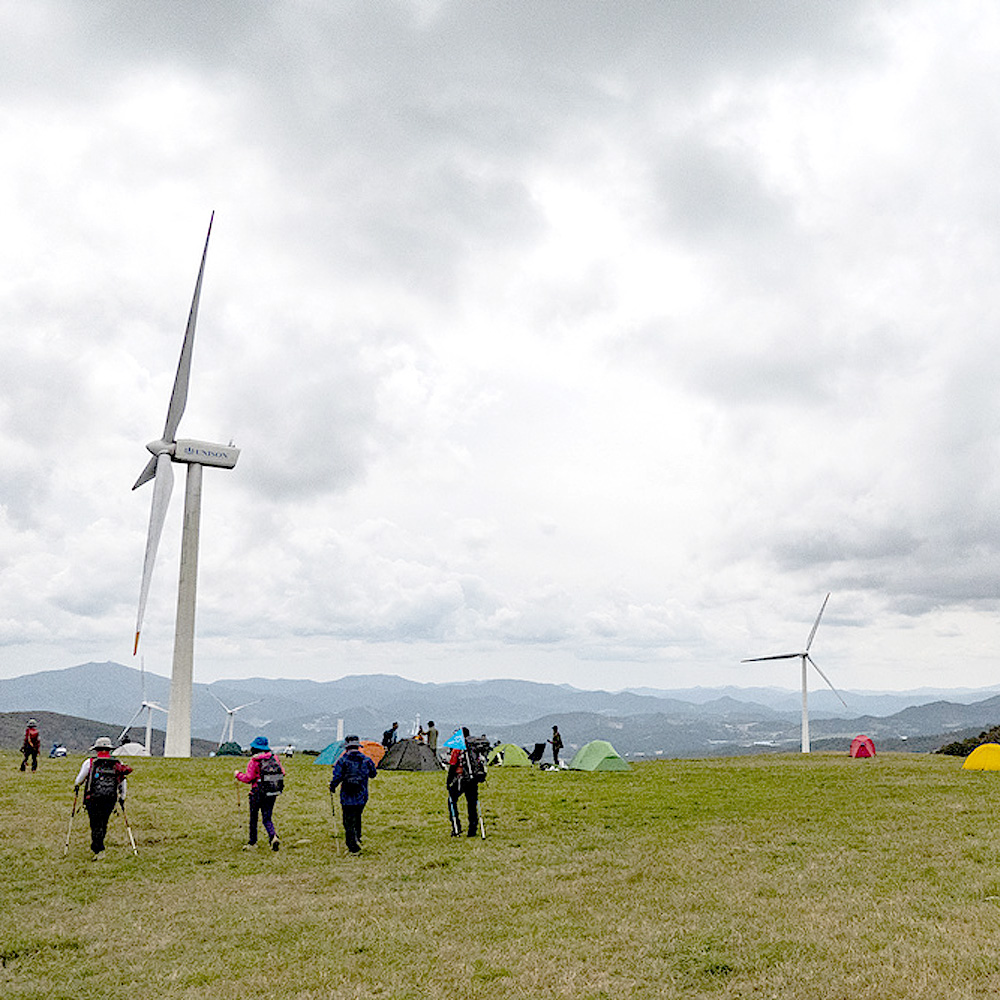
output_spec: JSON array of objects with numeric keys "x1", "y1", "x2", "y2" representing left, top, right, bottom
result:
[{"x1": 330, "y1": 750, "x2": 377, "y2": 807}]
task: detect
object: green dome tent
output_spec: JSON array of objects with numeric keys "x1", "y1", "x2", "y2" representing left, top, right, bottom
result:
[
  {"x1": 569, "y1": 740, "x2": 630, "y2": 772},
  {"x1": 215, "y1": 741, "x2": 244, "y2": 756},
  {"x1": 487, "y1": 743, "x2": 531, "y2": 767}
]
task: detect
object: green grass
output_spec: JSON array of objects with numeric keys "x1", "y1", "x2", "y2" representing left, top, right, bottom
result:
[{"x1": 3, "y1": 751, "x2": 1000, "y2": 998}]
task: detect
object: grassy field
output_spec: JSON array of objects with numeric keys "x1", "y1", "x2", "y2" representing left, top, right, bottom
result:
[{"x1": 2, "y1": 750, "x2": 999, "y2": 999}]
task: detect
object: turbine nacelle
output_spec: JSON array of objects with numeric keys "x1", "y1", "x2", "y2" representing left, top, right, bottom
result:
[{"x1": 174, "y1": 438, "x2": 240, "y2": 469}]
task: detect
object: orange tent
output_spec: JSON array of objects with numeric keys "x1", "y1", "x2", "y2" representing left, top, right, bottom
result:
[
  {"x1": 849, "y1": 735, "x2": 876, "y2": 758},
  {"x1": 359, "y1": 740, "x2": 386, "y2": 766}
]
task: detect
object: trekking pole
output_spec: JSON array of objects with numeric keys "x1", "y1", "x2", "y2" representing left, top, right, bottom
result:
[
  {"x1": 63, "y1": 787, "x2": 79, "y2": 856},
  {"x1": 447, "y1": 794, "x2": 459, "y2": 836},
  {"x1": 120, "y1": 801, "x2": 139, "y2": 856}
]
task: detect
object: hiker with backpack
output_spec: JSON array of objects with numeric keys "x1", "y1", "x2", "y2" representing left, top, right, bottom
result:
[
  {"x1": 446, "y1": 727, "x2": 487, "y2": 838},
  {"x1": 381, "y1": 721, "x2": 399, "y2": 750},
  {"x1": 73, "y1": 736, "x2": 133, "y2": 857},
  {"x1": 329, "y1": 735, "x2": 377, "y2": 854},
  {"x1": 235, "y1": 735, "x2": 285, "y2": 851},
  {"x1": 20, "y1": 718, "x2": 41, "y2": 772}
]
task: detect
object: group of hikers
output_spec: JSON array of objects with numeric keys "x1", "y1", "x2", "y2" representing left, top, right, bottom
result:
[{"x1": 25, "y1": 715, "x2": 565, "y2": 859}]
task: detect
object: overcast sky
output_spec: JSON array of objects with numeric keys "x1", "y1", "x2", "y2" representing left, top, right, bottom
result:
[{"x1": 3, "y1": 0, "x2": 1000, "y2": 694}]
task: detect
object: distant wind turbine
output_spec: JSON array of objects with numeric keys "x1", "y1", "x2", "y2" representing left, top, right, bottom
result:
[
  {"x1": 209, "y1": 692, "x2": 262, "y2": 747},
  {"x1": 132, "y1": 214, "x2": 240, "y2": 758},
  {"x1": 118, "y1": 657, "x2": 168, "y2": 756},
  {"x1": 742, "y1": 593, "x2": 846, "y2": 754}
]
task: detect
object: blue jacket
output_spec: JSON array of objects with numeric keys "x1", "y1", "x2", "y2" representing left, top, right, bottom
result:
[{"x1": 330, "y1": 750, "x2": 377, "y2": 807}]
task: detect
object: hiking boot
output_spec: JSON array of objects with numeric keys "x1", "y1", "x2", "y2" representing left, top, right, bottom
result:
[
  {"x1": 92, "y1": 850, "x2": 105, "y2": 861},
  {"x1": 242, "y1": 842, "x2": 257, "y2": 850},
  {"x1": 270, "y1": 836, "x2": 280, "y2": 852}
]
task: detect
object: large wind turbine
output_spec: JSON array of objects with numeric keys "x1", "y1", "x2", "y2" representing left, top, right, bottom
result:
[
  {"x1": 742, "y1": 593, "x2": 846, "y2": 754},
  {"x1": 209, "y1": 691, "x2": 262, "y2": 747},
  {"x1": 132, "y1": 214, "x2": 240, "y2": 758}
]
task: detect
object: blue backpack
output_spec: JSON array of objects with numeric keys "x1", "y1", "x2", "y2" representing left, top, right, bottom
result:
[{"x1": 341, "y1": 753, "x2": 368, "y2": 792}]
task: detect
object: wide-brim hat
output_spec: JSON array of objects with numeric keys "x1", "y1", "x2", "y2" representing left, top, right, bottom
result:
[
  {"x1": 344, "y1": 735, "x2": 361, "y2": 749},
  {"x1": 250, "y1": 736, "x2": 270, "y2": 751},
  {"x1": 91, "y1": 737, "x2": 114, "y2": 751},
  {"x1": 27, "y1": 718, "x2": 37, "y2": 727}
]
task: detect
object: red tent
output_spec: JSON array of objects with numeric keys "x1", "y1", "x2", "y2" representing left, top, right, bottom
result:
[{"x1": 849, "y1": 735, "x2": 876, "y2": 758}]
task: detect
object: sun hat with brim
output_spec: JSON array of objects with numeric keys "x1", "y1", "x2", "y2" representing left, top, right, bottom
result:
[
  {"x1": 91, "y1": 737, "x2": 114, "y2": 751},
  {"x1": 250, "y1": 736, "x2": 270, "y2": 752},
  {"x1": 27, "y1": 719, "x2": 37, "y2": 727},
  {"x1": 345, "y1": 735, "x2": 361, "y2": 749}
]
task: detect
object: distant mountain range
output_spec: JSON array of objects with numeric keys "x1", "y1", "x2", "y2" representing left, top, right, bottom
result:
[{"x1": 2, "y1": 662, "x2": 1000, "y2": 758}]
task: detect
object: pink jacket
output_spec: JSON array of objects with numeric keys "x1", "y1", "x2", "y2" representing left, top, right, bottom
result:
[{"x1": 235, "y1": 751, "x2": 284, "y2": 787}]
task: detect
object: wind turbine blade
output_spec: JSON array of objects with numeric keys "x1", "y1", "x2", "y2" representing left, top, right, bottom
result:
[
  {"x1": 233, "y1": 700, "x2": 263, "y2": 713},
  {"x1": 208, "y1": 690, "x2": 231, "y2": 712},
  {"x1": 132, "y1": 455, "x2": 158, "y2": 491},
  {"x1": 807, "y1": 654, "x2": 847, "y2": 707},
  {"x1": 134, "y1": 452, "x2": 174, "y2": 654},
  {"x1": 805, "y1": 593, "x2": 831, "y2": 652},
  {"x1": 162, "y1": 213, "x2": 214, "y2": 443},
  {"x1": 119, "y1": 706, "x2": 146, "y2": 741},
  {"x1": 741, "y1": 653, "x2": 801, "y2": 663}
]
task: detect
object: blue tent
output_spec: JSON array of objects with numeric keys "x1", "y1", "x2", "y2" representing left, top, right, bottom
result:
[{"x1": 313, "y1": 739, "x2": 345, "y2": 765}]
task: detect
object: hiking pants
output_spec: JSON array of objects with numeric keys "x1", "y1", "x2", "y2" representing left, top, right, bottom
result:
[
  {"x1": 448, "y1": 780, "x2": 478, "y2": 836},
  {"x1": 249, "y1": 787, "x2": 277, "y2": 845},
  {"x1": 341, "y1": 803, "x2": 365, "y2": 853},
  {"x1": 20, "y1": 747, "x2": 38, "y2": 771},
  {"x1": 86, "y1": 797, "x2": 116, "y2": 854}
]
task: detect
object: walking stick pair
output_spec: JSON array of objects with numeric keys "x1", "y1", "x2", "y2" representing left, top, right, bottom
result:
[
  {"x1": 446, "y1": 786, "x2": 486, "y2": 838},
  {"x1": 64, "y1": 789, "x2": 138, "y2": 856}
]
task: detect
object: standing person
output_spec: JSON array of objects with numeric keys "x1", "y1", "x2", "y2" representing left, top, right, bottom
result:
[
  {"x1": 447, "y1": 727, "x2": 485, "y2": 838},
  {"x1": 235, "y1": 736, "x2": 285, "y2": 851},
  {"x1": 425, "y1": 721, "x2": 438, "y2": 759},
  {"x1": 329, "y1": 735, "x2": 377, "y2": 854},
  {"x1": 549, "y1": 725, "x2": 564, "y2": 767},
  {"x1": 20, "y1": 718, "x2": 41, "y2": 772},
  {"x1": 381, "y1": 721, "x2": 399, "y2": 750},
  {"x1": 73, "y1": 737, "x2": 132, "y2": 858}
]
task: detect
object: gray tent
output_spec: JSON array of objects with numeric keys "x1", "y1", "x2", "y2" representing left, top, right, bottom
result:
[{"x1": 379, "y1": 738, "x2": 442, "y2": 771}]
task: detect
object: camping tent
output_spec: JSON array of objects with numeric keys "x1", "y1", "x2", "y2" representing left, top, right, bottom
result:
[
  {"x1": 114, "y1": 742, "x2": 148, "y2": 757},
  {"x1": 962, "y1": 743, "x2": 1000, "y2": 770},
  {"x1": 487, "y1": 743, "x2": 531, "y2": 767},
  {"x1": 313, "y1": 740, "x2": 385, "y2": 767},
  {"x1": 379, "y1": 738, "x2": 442, "y2": 771},
  {"x1": 569, "y1": 740, "x2": 630, "y2": 772},
  {"x1": 215, "y1": 741, "x2": 243, "y2": 756},
  {"x1": 849, "y1": 735, "x2": 876, "y2": 758}
]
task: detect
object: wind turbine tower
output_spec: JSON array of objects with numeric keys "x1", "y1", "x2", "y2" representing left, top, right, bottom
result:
[
  {"x1": 132, "y1": 214, "x2": 240, "y2": 757},
  {"x1": 742, "y1": 593, "x2": 846, "y2": 753}
]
